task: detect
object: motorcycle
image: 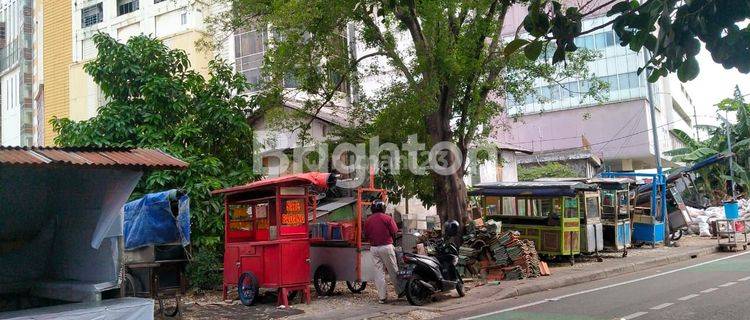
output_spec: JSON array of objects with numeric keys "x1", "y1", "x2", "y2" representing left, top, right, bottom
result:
[{"x1": 396, "y1": 221, "x2": 465, "y2": 306}]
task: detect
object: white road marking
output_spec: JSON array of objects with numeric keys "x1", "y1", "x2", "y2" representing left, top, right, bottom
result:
[
  {"x1": 701, "y1": 288, "x2": 718, "y2": 293},
  {"x1": 678, "y1": 294, "x2": 699, "y2": 301},
  {"x1": 719, "y1": 281, "x2": 737, "y2": 287},
  {"x1": 738, "y1": 276, "x2": 750, "y2": 282},
  {"x1": 650, "y1": 303, "x2": 673, "y2": 310},
  {"x1": 462, "y1": 251, "x2": 750, "y2": 320},
  {"x1": 621, "y1": 311, "x2": 648, "y2": 319}
]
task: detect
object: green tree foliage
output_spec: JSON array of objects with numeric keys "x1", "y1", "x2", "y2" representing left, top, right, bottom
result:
[
  {"x1": 51, "y1": 34, "x2": 257, "y2": 250},
  {"x1": 518, "y1": 162, "x2": 579, "y2": 181},
  {"x1": 517, "y1": 0, "x2": 750, "y2": 82},
  {"x1": 665, "y1": 86, "x2": 750, "y2": 201},
  {"x1": 210, "y1": 0, "x2": 605, "y2": 224}
]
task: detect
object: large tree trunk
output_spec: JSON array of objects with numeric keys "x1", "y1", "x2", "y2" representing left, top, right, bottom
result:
[
  {"x1": 432, "y1": 168, "x2": 469, "y2": 226},
  {"x1": 426, "y1": 87, "x2": 469, "y2": 227}
]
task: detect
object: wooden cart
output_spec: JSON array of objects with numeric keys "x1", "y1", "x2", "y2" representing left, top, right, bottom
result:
[{"x1": 470, "y1": 181, "x2": 597, "y2": 264}]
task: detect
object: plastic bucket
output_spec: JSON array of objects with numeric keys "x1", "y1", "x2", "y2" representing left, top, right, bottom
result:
[{"x1": 724, "y1": 201, "x2": 740, "y2": 220}]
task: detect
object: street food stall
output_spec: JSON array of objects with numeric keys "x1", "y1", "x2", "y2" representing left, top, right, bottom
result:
[
  {"x1": 212, "y1": 172, "x2": 336, "y2": 306},
  {"x1": 589, "y1": 178, "x2": 633, "y2": 257},
  {"x1": 470, "y1": 181, "x2": 597, "y2": 264},
  {"x1": 308, "y1": 178, "x2": 387, "y2": 296},
  {"x1": 120, "y1": 189, "x2": 191, "y2": 317},
  {"x1": 535, "y1": 178, "x2": 603, "y2": 259},
  {"x1": 605, "y1": 172, "x2": 666, "y2": 247},
  {"x1": 0, "y1": 147, "x2": 187, "y2": 319},
  {"x1": 578, "y1": 189, "x2": 604, "y2": 260}
]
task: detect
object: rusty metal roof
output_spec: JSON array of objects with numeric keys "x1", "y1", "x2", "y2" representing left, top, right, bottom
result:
[{"x1": 0, "y1": 146, "x2": 188, "y2": 169}]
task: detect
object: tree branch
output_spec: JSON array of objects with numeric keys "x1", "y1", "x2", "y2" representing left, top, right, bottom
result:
[{"x1": 359, "y1": 7, "x2": 417, "y2": 87}]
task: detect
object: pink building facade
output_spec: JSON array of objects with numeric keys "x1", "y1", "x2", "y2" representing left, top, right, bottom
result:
[{"x1": 496, "y1": 4, "x2": 696, "y2": 171}]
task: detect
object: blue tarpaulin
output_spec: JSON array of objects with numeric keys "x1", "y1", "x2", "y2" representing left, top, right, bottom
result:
[{"x1": 123, "y1": 189, "x2": 190, "y2": 250}]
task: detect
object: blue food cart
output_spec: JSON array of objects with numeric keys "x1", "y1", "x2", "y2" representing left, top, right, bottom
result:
[{"x1": 603, "y1": 172, "x2": 666, "y2": 248}]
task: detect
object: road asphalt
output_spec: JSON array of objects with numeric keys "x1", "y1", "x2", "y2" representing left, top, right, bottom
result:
[{"x1": 443, "y1": 251, "x2": 750, "y2": 320}]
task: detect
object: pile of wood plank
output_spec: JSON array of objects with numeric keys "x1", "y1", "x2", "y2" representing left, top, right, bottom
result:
[{"x1": 459, "y1": 228, "x2": 545, "y2": 281}]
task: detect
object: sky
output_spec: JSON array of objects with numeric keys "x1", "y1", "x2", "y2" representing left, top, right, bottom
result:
[{"x1": 683, "y1": 45, "x2": 750, "y2": 123}]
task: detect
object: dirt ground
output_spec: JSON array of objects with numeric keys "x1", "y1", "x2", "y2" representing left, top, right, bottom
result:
[
  {"x1": 177, "y1": 278, "x2": 474, "y2": 320},
  {"x1": 175, "y1": 236, "x2": 716, "y2": 320}
]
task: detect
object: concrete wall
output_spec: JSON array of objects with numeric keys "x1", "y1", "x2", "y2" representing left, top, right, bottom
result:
[{"x1": 41, "y1": 0, "x2": 72, "y2": 145}]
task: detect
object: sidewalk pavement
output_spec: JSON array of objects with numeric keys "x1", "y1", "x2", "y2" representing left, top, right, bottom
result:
[{"x1": 293, "y1": 236, "x2": 718, "y2": 320}]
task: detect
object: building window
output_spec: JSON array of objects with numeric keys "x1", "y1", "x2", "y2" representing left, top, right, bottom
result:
[
  {"x1": 117, "y1": 0, "x2": 139, "y2": 16},
  {"x1": 574, "y1": 30, "x2": 616, "y2": 50},
  {"x1": 180, "y1": 12, "x2": 187, "y2": 25},
  {"x1": 154, "y1": 0, "x2": 166, "y2": 3},
  {"x1": 234, "y1": 29, "x2": 267, "y2": 91},
  {"x1": 81, "y1": 4, "x2": 103, "y2": 28}
]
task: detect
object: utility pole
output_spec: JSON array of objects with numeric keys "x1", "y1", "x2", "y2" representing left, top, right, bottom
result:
[
  {"x1": 717, "y1": 112, "x2": 736, "y2": 200},
  {"x1": 643, "y1": 49, "x2": 670, "y2": 246}
]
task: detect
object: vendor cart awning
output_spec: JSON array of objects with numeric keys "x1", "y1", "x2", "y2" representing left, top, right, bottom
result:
[
  {"x1": 0, "y1": 146, "x2": 188, "y2": 169},
  {"x1": 212, "y1": 172, "x2": 335, "y2": 196},
  {"x1": 469, "y1": 181, "x2": 597, "y2": 197}
]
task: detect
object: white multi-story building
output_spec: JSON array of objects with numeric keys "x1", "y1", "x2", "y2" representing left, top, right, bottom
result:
[
  {"x1": 66, "y1": 0, "x2": 210, "y2": 121},
  {"x1": 0, "y1": 0, "x2": 34, "y2": 147},
  {"x1": 496, "y1": 8, "x2": 699, "y2": 171}
]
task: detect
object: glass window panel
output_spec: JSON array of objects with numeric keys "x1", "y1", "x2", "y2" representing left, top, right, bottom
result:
[
  {"x1": 586, "y1": 196, "x2": 600, "y2": 219},
  {"x1": 574, "y1": 37, "x2": 583, "y2": 48},
  {"x1": 595, "y1": 33, "x2": 607, "y2": 49},
  {"x1": 605, "y1": 31, "x2": 615, "y2": 47},
  {"x1": 603, "y1": 75, "x2": 618, "y2": 91},
  {"x1": 618, "y1": 73, "x2": 631, "y2": 89},
  {"x1": 565, "y1": 81, "x2": 579, "y2": 97},
  {"x1": 584, "y1": 35, "x2": 595, "y2": 49},
  {"x1": 629, "y1": 72, "x2": 640, "y2": 88},
  {"x1": 564, "y1": 197, "x2": 578, "y2": 218}
]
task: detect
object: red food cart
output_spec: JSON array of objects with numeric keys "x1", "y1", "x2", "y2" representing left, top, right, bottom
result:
[{"x1": 212, "y1": 172, "x2": 335, "y2": 306}]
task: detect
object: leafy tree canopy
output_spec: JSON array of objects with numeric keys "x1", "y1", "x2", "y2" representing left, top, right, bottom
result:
[
  {"x1": 665, "y1": 86, "x2": 750, "y2": 200},
  {"x1": 522, "y1": 0, "x2": 750, "y2": 82},
  {"x1": 210, "y1": 0, "x2": 607, "y2": 223},
  {"x1": 52, "y1": 33, "x2": 257, "y2": 248},
  {"x1": 518, "y1": 162, "x2": 580, "y2": 181}
]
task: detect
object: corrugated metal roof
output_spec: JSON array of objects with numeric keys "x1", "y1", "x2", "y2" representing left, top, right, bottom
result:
[{"x1": 0, "y1": 146, "x2": 188, "y2": 169}]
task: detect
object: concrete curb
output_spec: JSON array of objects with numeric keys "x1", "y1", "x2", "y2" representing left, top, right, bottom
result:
[{"x1": 420, "y1": 245, "x2": 718, "y2": 313}]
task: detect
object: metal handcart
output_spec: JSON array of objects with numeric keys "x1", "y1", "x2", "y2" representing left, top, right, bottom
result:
[
  {"x1": 120, "y1": 189, "x2": 191, "y2": 317},
  {"x1": 309, "y1": 173, "x2": 388, "y2": 296},
  {"x1": 716, "y1": 219, "x2": 749, "y2": 252}
]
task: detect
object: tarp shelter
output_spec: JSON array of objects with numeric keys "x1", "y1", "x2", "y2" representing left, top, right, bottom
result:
[
  {"x1": 123, "y1": 189, "x2": 190, "y2": 250},
  {"x1": 0, "y1": 146, "x2": 187, "y2": 318}
]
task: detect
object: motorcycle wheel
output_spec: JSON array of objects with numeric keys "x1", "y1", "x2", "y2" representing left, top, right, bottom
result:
[
  {"x1": 405, "y1": 276, "x2": 431, "y2": 306},
  {"x1": 670, "y1": 229, "x2": 683, "y2": 241},
  {"x1": 455, "y1": 277, "x2": 465, "y2": 297}
]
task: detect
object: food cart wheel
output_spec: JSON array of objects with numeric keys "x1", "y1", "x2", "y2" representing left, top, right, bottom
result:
[
  {"x1": 346, "y1": 281, "x2": 367, "y2": 293},
  {"x1": 120, "y1": 273, "x2": 140, "y2": 297},
  {"x1": 313, "y1": 265, "x2": 337, "y2": 296},
  {"x1": 238, "y1": 272, "x2": 260, "y2": 306},
  {"x1": 158, "y1": 296, "x2": 180, "y2": 317}
]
